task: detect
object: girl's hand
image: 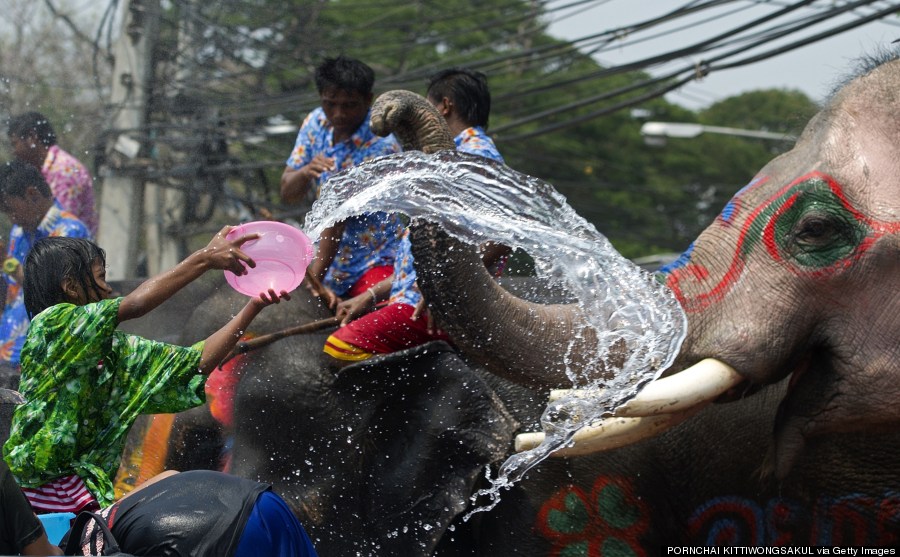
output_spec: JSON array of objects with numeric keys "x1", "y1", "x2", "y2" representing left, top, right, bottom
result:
[
  {"x1": 254, "y1": 288, "x2": 291, "y2": 307},
  {"x1": 335, "y1": 292, "x2": 375, "y2": 326},
  {"x1": 202, "y1": 226, "x2": 260, "y2": 275}
]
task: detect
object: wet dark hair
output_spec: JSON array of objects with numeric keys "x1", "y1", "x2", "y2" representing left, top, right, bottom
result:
[
  {"x1": 24, "y1": 237, "x2": 106, "y2": 319},
  {"x1": 0, "y1": 160, "x2": 52, "y2": 200},
  {"x1": 314, "y1": 55, "x2": 375, "y2": 97},
  {"x1": 7, "y1": 111, "x2": 57, "y2": 146},
  {"x1": 427, "y1": 67, "x2": 492, "y2": 129}
]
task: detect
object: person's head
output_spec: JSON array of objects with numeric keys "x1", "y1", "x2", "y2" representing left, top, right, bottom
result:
[
  {"x1": 6, "y1": 112, "x2": 56, "y2": 168},
  {"x1": 24, "y1": 237, "x2": 111, "y2": 319},
  {"x1": 314, "y1": 56, "x2": 376, "y2": 137},
  {"x1": 426, "y1": 67, "x2": 492, "y2": 132},
  {"x1": 0, "y1": 160, "x2": 54, "y2": 230}
]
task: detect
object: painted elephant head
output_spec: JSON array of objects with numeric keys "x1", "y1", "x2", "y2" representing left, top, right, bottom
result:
[
  {"x1": 660, "y1": 58, "x2": 900, "y2": 478},
  {"x1": 366, "y1": 55, "x2": 900, "y2": 481}
]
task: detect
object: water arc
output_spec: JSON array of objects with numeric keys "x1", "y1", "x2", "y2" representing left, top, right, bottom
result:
[{"x1": 305, "y1": 149, "x2": 687, "y2": 514}]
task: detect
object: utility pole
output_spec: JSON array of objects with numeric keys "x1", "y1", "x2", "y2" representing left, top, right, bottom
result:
[
  {"x1": 97, "y1": 0, "x2": 160, "y2": 280},
  {"x1": 143, "y1": 0, "x2": 190, "y2": 275}
]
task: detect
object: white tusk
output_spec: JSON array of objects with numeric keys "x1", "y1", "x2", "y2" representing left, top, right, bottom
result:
[
  {"x1": 519, "y1": 359, "x2": 740, "y2": 457},
  {"x1": 615, "y1": 358, "x2": 740, "y2": 417},
  {"x1": 548, "y1": 358, "x2": 741, "y2": 417},
  {"x1": 514, "y1": 407, "x2": 702, "y2": 457}
]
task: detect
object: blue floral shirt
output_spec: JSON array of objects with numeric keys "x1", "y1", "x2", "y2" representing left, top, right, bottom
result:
[
  {"x1": 455, "y1": 126, "x2": 505, "y2": 164},
  {"x1": 286, "y1": 107, "x2": 404, "y2": 295},
  {"x1": 0, "y1": 203, "x2": 92, "y2": 364},
  {"x1": 389, "y1": 129, "x2": 504, "y2": 306}
]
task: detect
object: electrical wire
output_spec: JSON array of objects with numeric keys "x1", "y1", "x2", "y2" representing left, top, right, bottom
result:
[{"x1": 72, "y1": 0, "x2": 900, "y2": 210}]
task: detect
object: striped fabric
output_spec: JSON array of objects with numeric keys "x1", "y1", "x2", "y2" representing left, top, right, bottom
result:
[
  {"x1": 22, "y1": 474, "x2": 99, "y2": 514},
  {"x1": 323, "y1": 336, "x2": 374, "y2": 361}
]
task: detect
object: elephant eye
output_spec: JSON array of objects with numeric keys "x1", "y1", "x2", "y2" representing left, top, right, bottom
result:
[
  {"x1": 781, "y1": 208, "x2": 865, "y2": 267},
  {"x1": 792, "y1": 213, "x2": 841, "y2": 247},
  {"x1": 770, "y1": 182, "x2": 869, "y2": 269}
]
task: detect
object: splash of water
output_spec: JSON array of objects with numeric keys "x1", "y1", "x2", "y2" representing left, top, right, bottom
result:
[{"x1": 305, "y1": 150, "x2": 687, "y2": 515}]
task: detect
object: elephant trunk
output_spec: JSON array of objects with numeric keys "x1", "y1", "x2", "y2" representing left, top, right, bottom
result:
[
  {"x1": 370, "y1": 90, "x2": 455, "y2": 153},
  {"x1": 372, "y1": 89, "x2": 623, "y2": 389},
  {"x1": 411, "y1": 222, "x2": 605, "y2": 390}
]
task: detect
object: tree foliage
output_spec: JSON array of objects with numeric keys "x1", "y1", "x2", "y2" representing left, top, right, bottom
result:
[
  {"x1": 1, "y1": 0, "x2": 823, "y2": 260},
  {"x1": 0, "y1": 1, "x2": 109, "y2": 167}
]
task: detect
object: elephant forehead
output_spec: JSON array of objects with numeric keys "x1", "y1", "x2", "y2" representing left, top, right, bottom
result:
[{"x1": 826, "y1": 67, "x2": 900, "y2": 210}]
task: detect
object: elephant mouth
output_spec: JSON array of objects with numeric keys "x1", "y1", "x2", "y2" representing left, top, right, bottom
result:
[{"x1": 767, "y1": 352, "x2": 827, "y2": 480}]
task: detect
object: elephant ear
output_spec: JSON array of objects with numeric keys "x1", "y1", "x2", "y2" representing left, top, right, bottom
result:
[{"x1": 332, "y1": 341, "x2": 520, "y2": 553}]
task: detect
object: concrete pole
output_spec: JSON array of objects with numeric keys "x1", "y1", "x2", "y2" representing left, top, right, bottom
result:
[
  {"x1": 144, "y1": 0, "x2": 192, "y2": 275},
  {"x1": 96, "y1": 0, "x2": 160, "y2": 280}
]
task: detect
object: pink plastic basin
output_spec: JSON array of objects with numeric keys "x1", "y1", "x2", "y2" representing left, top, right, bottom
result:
[{"x1": 224, "y1": 221, "x2": 314, "y2": 297}]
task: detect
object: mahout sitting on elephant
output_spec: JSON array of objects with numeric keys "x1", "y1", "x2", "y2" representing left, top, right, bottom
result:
[{"x1": 122, "y1": 52, "x2": 900, "y2": 554}]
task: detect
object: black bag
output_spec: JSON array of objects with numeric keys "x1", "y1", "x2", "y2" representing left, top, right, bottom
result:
[{"x1": 63, "y1": 510, "x2": 136, "y2": 556}]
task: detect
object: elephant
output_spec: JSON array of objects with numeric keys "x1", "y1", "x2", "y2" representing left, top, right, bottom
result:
[
  {"x1": 118, "y1": 52, "x2": 899, "y2": 553},
  {"x1": 365, "y1": 55, "x2": 900, "y2": 547},
  {"x1": 168, "y1": 273, "x2": 565, "y2": 554}
]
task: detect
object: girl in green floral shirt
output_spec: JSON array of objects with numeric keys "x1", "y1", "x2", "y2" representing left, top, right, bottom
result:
[{"x1": 3, "y1": 229, "x2": 290, "y2": 513}]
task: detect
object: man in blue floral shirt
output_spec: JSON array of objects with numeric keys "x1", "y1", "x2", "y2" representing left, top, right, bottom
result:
[
  {"x1": 324, "y1": 67, "x2": 507, "y2": 362},
  {"x1": 0, "y1": 160, "x2": 91, "y2": 365},
  {"x1": 280, "y1": 56, "x2": 403, "y2": 308}
]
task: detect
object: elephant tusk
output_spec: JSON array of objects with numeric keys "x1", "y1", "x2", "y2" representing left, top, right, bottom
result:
[
  {"x1": 548, "y1": 387, "x2": 604, "y2": 402},
  {"x1": 514, "y1": 407, "x2": 702, "y2": 457},
  {"x1": 614, "y1": 358, "x2": 740, "y2": 417},
  {"x1": 547, "y1": 358, "x2": 740, "y2": 418},
  {"x1": 517, "y1": 359, "x2": 741, "y2": 457}
]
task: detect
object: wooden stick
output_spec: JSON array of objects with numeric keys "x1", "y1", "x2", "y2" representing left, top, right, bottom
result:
[{"x1": 221, "y1": 316, "x2": 341, "y2": 365}]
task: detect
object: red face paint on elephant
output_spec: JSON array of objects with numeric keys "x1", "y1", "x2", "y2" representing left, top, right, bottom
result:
[{"x1": 664, "y1": 170, "x2": 899, "y2": 313}]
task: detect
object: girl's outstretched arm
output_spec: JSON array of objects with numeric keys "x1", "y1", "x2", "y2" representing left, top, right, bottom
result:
[
  {"x1": 118, "y1": 226, "x2": 257, "y2": 323},
  {"x1": 198, "y1": 289, "x2": 290, "y2": 374}
]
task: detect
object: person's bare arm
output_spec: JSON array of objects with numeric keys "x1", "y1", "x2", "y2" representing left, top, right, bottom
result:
[
  {"x1": 309, "y1": 223, "x2": 345, "y2": 283},
  {"x1": 334, "y1": 275, "x2": 393, "y2": 326},
  {"x1": 280, "y1": 167, "x2": 313, "y2": 204},
  {"x1": 306, "y1": 222, "x2": 346, "y2": 310},
  {"x1": 21, "y1": 529, "x2": 63, "y2": 555},
  {"x1": 280, "y1": 155, "x2": 335, "y2": 204},
  {"x1": 118, "y1": 226, "x2": 257, "y2": 323},
  {"x1": 198, "y1": 289, "x2": 290, "y2": 374}
]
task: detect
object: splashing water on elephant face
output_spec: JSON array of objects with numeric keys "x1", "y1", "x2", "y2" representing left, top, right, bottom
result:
[{"x1": 305, "y1": 150, "x2": 687, "y2": 515}]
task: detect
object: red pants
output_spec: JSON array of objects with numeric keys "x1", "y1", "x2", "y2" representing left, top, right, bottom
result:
[
  {"x1": 324, "y1": 303, "x2": 451, "y2": 361},
  {"x1": 345, "y1": 265, "x2": 393, "y2": 298}
]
